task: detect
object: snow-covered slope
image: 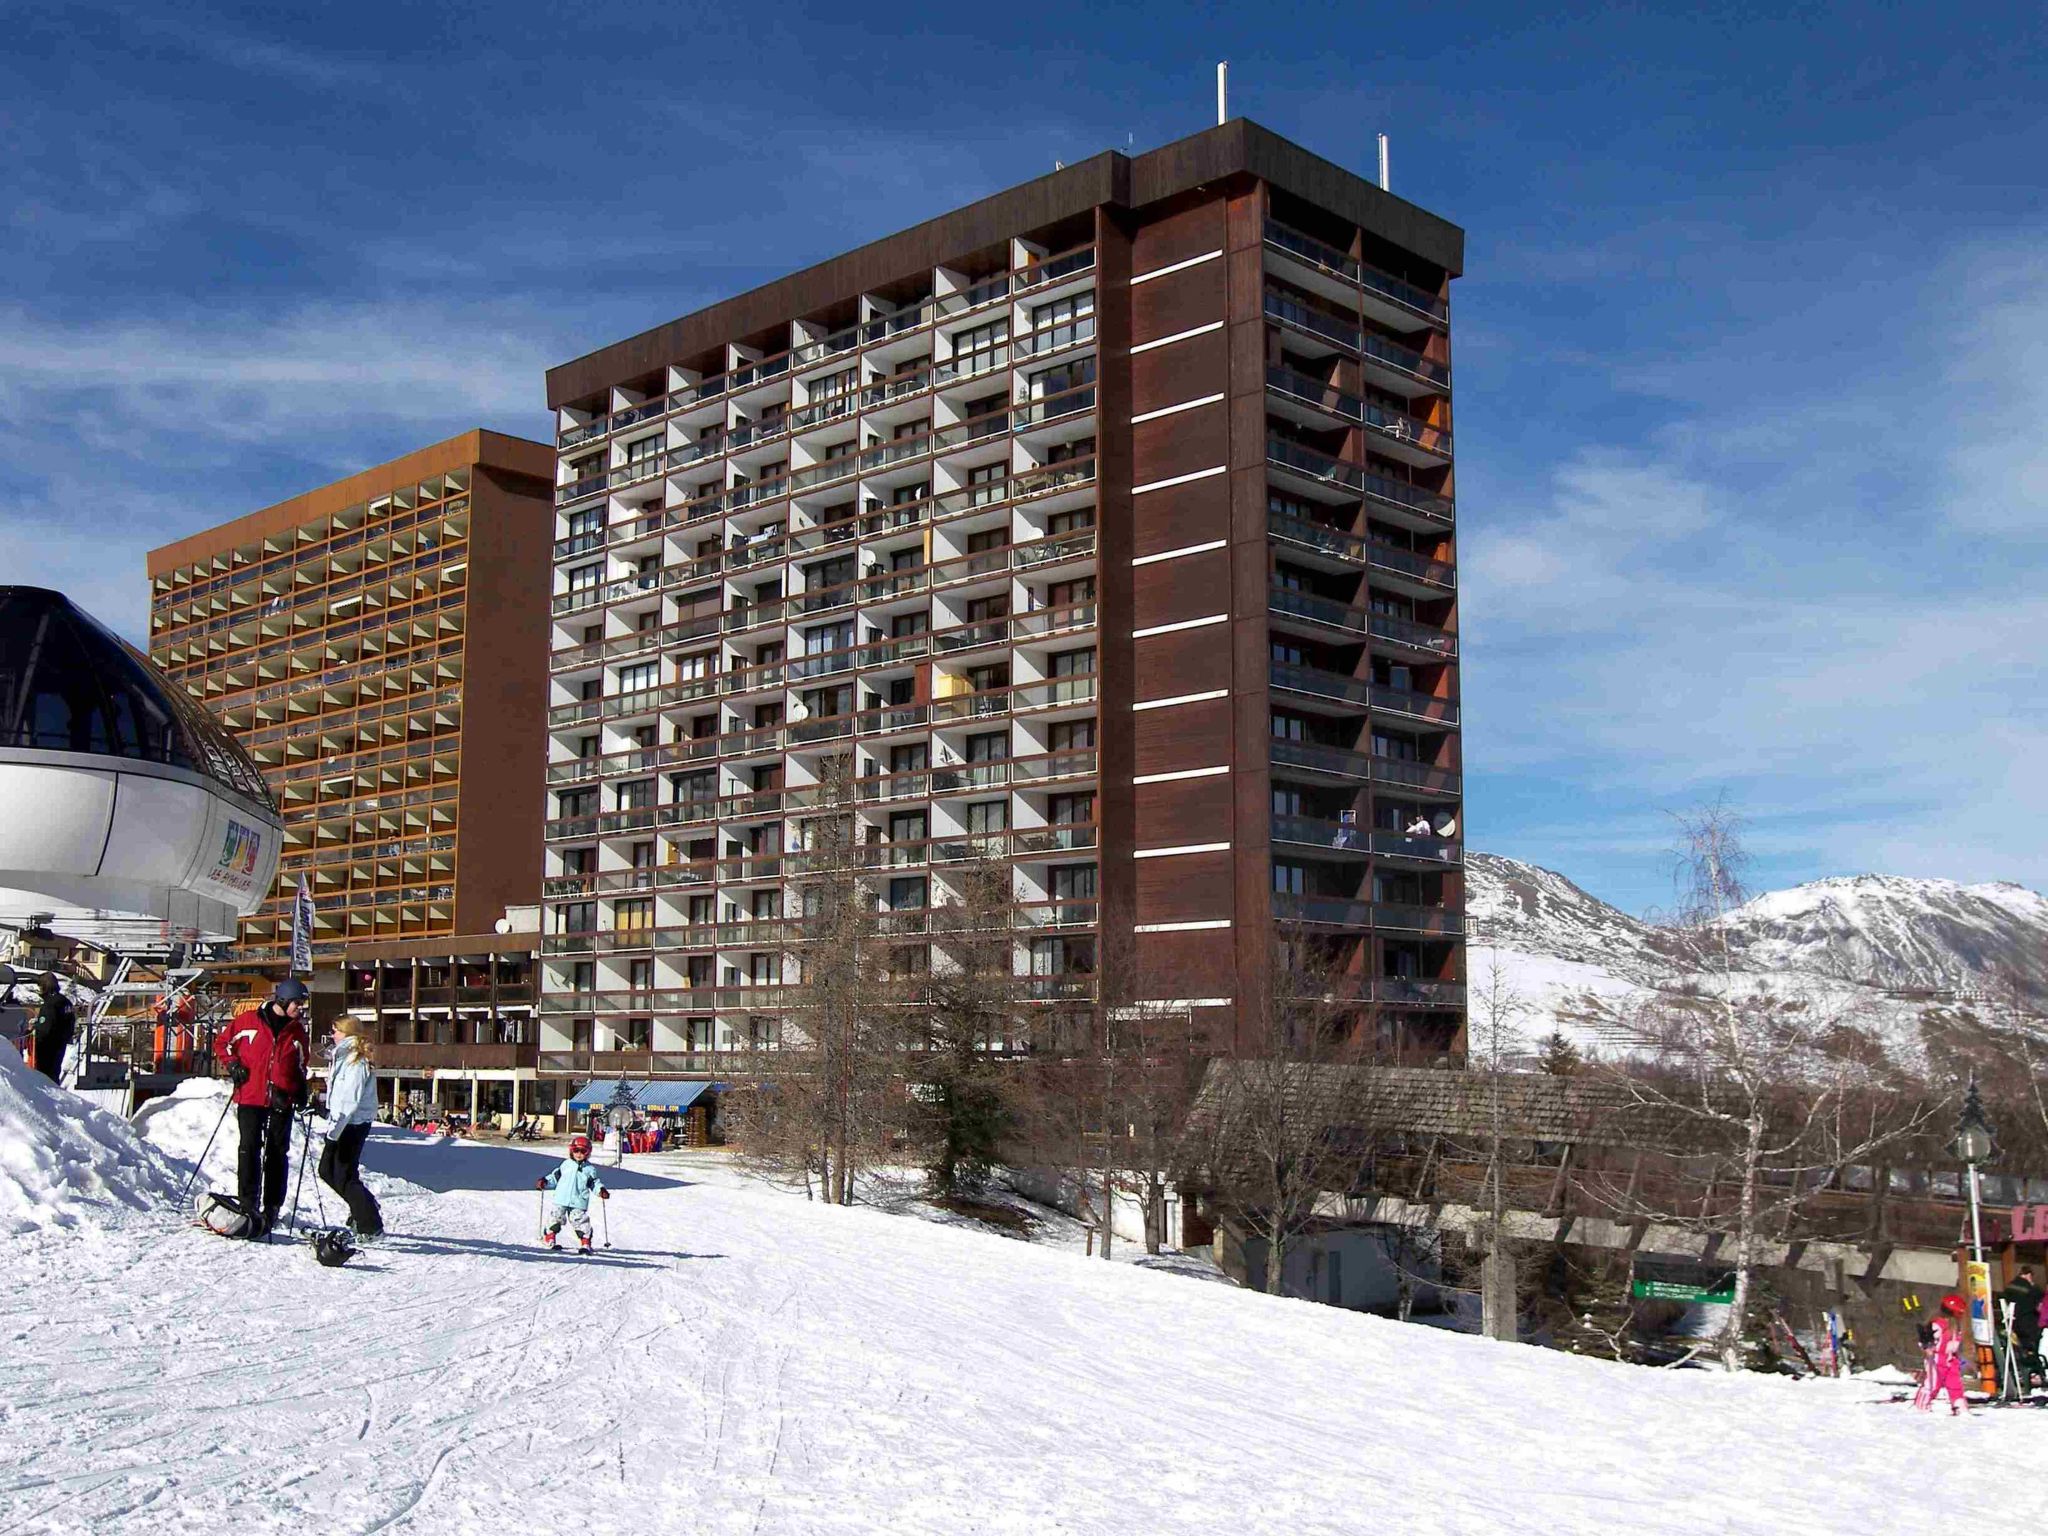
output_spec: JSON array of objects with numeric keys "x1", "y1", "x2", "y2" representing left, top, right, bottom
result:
[
  {"x1": 0, "y1": 1083, "x2": 2029, "y2": 1535},
  {"x1": 0, "y1": 1040, "x2": 178, "y2": 1234},
  {"x1": 1466, "y1": 854, "x2": 2048, "y2": 1064},
  {"x1": 1722, "y1": 875, "x2": 2048, "y2": 993}
]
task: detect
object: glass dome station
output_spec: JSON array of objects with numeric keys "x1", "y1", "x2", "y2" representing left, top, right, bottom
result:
[{"x1": 0, "y1": 587, "x2": 282, "y2": 943}]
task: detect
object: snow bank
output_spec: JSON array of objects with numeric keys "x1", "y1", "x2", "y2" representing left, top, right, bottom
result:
[
  {"x1": 0, "y1": 1039, "x2": 179, "y2": 1234},
  {"x1": 130, "y1": 1076, "x2": 239, "y2": 1188}
]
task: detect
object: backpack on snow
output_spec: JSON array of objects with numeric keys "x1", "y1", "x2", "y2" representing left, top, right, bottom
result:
[{"x1": 196, "y1": 1191, "x2": 250, "y2": 1237}]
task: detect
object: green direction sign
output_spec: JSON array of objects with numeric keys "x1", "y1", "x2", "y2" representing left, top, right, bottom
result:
[{"x1": 1632, "y1": 1276, "x2": 1737, "y2": 1303}]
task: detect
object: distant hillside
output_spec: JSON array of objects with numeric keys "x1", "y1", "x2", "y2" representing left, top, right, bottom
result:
[{"x1": 1465, "y1": 854, "x2": 2048, "y2": 1069}]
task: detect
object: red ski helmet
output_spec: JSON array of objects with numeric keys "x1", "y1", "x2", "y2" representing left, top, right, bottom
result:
[
  {"x1": 568, "y1": 1134, "x2": 592, "y2": 1157},
  {"x1": 1940, "y1": 1293, "x2": 1966, "y2": 1316}
]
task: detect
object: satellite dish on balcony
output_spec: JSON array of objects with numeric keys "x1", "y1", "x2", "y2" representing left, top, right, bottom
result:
[{"x1": 0, "y1": 587, "x2": 282, "y2": 946}]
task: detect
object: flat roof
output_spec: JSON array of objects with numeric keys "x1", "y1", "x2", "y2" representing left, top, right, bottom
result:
[
  {"x1": 146, "y1": 429, "x2": 554, "y2": 578},
  {"x1": 546, "y1": 117, "x2": 1465, "y2": 409}
]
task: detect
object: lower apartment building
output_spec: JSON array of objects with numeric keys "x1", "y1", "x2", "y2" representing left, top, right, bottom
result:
[
  {"x1": 147, "y1": 432, "x2": 560, "y2": 1107},
  {"x1": 537, "y1": 119, "x2": 1466, "y2": 1076}
]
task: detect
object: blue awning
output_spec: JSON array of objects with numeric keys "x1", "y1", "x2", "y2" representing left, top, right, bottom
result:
[{"x1": 564, "y1": 1079, "x2": 722, "y2": 1113}]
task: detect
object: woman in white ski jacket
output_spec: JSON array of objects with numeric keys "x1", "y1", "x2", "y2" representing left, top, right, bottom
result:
[{"x1": 317, "y1": 1017, "x2": 384, "y2": 1237}]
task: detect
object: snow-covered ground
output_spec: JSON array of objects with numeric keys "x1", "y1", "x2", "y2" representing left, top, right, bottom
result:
[{"x1": 0, "y1": 1057, "x2": 2032, "y2": 1535}]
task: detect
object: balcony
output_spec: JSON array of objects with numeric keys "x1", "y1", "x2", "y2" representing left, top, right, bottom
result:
[
  {"x1": 1265, "y1": 512, "x2": 1454, "y2": 596},
  {"x1": 372, "y1": 1043, "x2": 539, "y2": 1071},
  {"x1": 1263, "y1": 292, "x2": 1450, "y2": 398},
  {"x1": 1376, "y1": 978, "x2": 1466, "y2": 1008},
  {"x1": 1269, "y1": 663, "x2": 1460, "y2": 727},
  {"x1": 1268, "y1": 588, "x2": 1457, "y2": 659},
  {"x1": 1266, "y1": 367, "x2": 1451, "y2": 465},
  {"x1": 1272, "y1": 892, "x2": 1464, "y2": 937},
  {"x1": 1262, "y1": 219, "x2": 1449, "y2": 330},
  {"x1": 1266, "y1": 439, "x2": 1454, "y2": 530}
]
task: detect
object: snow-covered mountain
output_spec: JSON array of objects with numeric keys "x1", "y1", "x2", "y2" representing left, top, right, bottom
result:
[
  {"x1": 1720, "y1": 876, "x2": 2048, "y2": 995},
  {"x1": 1465, "y1": 853, "x2": 2048, "y2": 1064}
]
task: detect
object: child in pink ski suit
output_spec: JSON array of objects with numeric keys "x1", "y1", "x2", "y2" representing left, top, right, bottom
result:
[{"x1": 1917, "y1": 1293, "x2": 1969, "y2": 1415}]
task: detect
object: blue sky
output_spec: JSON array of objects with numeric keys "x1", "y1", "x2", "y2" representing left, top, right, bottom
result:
[{"x1": 4, "y1": 0, "x2": 2043, "y2": 914}]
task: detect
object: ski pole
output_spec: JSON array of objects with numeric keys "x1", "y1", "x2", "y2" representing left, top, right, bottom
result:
[
  {"x1": 537, "y1": 1186, "x2": 546, "y2": 1242},
  {"x1": 601, "y1": 1194, "x2": 611, "y2": 1249},
  {"x1": 177, "y1": 1092, "x2": 236, "y2": 1209},
  {"x1": 286, "y1": 1112, "x2": 315, "y2": 1234}
]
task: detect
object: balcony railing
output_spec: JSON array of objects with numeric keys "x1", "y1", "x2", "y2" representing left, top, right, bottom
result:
[
  {"x1": 1266, "y1": 366, "x2": 1452, "y2": 458},
  {"x1": 1272, "y1": 892, "x2": 1464, "y2": 937},
  {"x1": 1266, "y1": 439, "x2": 1455, "y2": 526},
  {"x1": 1265, "y1": 512, "x2": 1455, "y2": 591},
  {"x1": 1269, "y1": 663, "x2": 1460, "y2": 726},
  {"x1": 1263, "y1": 289, "x2": 1451, "y2": 392},
  {"x1": 1376, "y1": 978, "x2": 1466, "y2": 1007},
  {"x1": 1262, "y1": 220, "x2": 1449, "y2": 325}
]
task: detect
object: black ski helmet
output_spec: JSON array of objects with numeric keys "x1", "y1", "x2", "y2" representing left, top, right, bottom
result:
[
  {"x1": 311, "y1": 1227, "x2": 357, "y2": 1267},
  {"x1": 274, "y1": 978, "x2": 311, "y2": 1005}
]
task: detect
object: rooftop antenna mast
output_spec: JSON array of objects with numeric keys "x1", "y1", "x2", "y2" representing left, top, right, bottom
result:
[
  {"x1": 1377, "y1": 133, "x2": 1390, "y2": 192},
  {"x1": 1216, "y1": 61, "x2": 1228, "y2": 126}
]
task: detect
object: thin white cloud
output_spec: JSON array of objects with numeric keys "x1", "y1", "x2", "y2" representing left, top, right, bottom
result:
[{"x1": 1464, "y1": 232, "x2": 2048, "y2": 900}]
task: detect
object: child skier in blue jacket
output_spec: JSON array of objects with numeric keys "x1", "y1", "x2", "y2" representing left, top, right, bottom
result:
[{"x1": 536, "y1": 1133, "x2": 609, "y2": 1251}]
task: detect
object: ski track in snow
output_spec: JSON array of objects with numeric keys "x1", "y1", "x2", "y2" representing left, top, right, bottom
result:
[{"x1": 3, "y1": 1136, "x2": 2040, "y2": 1536}]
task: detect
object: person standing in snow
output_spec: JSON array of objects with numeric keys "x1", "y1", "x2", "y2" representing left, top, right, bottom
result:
[
  {"x1": 213, "y1": 979, "x2": 312, "y2": 1240},
  {"x1": 317, "y1": 1017, "x2": 383, "y2": 1239},
  {"x1": 30, "y1": 973, "x2": 76, "y2": 1083},
  {"x1": 1997, "y1": 1266, "x2": 2045, "y2": 1392},
  {"x1": 1917, "y1": 1293, "x2": 1971, "y2": 1415},
  {"x1": 535, "y1": 1134, "x2": 608, "y2": 1252}
]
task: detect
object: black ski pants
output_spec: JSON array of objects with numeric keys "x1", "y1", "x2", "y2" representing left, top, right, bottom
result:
[
  {"x1": 235, "y1": 1104, "x2": 292, "y2": 1223},
  {"x1": 317, "y1": 1123, "x2": 383, "y2": 1236}
]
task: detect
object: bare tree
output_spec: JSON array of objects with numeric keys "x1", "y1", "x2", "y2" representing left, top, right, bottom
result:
[
  {"x1": 1470, "y1": 947, "x2": 1527, "y2": 1340},
  {"x1": 1595, "y1": 799, "x2": 1941, "y2": 1370},
  {"x1": 739, "y1": 755, "x2": 906, "y2": 1203},
  {"x1": 1180, "y1": 933, "x2": 1388, "y2": 1296},
  {"x1": 915, "y1": 854, "x2": 1024, "y2": 1201}
]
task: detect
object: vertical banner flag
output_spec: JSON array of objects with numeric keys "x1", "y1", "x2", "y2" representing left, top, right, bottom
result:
[{"x1": 291, "y1": 874, "x2": 315, "y2": 976}]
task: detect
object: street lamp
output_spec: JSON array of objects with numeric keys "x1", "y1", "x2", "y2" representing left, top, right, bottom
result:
[{"x1": 1951, "y1": 1074, "x2": 1998, "y2": 1395}]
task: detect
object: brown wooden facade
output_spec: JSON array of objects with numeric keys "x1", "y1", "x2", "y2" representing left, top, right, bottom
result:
[
  {"x1": 145, "y1": 431, "x2": 555, "y2": 962},
  {"x1": 538, "y1": 120, "x2": 1466, "y2": 1063}
]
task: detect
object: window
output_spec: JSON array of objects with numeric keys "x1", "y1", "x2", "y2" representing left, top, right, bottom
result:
[
  {"x1": 1047, "y1": 507, "x2": 1094, "y2": 536},
  {"x1": 805, "y1": 620, "x2": 853, "y2": 655},
  {"x1": 629, "y1": 841, "x2": 655, "y2": 870},
  {"x1": 1049, "y1": 648, "x2": 1093, "y2": 703},
  {"x1": 566, "y1": 562, "x2": 601, "y2": 592},
  {"x1": 1271, "y1": 640, "x2": 1306, "y2": 667},
  {"x1": 965, "y1": 462, "x2": 1009, "y2": 508},
  {"x1": 966, "y1": 800, "x2": 1007, "y2": 835},
  {"x1": 965, "y1": 731, "x2": 1008, "y2": 763},
  {"x1": 1048, "y1": 792, "x2": 1093, "y2": 827},
  {"x1": 1048, "y1": 719, "x2": 1094, "y2": 752},
  {"x1": 576, "y1": 734, "x2": 599, "y2": 759},
  {"x1": 1043, "y1": 577, "x2": 1094, "y2": 609},
  {"x1": 889, "y1": 810, "x2": 928, "y2": 844},
  {"x1": 617, "y1": 661, "x2": 658, "y2": 694},
  {"x1": 1272, "y1": 711, "x2": 1308, "y2": 742},
  {"x1": 1272, "y1": 787, "x2": 1304, "y2": 817},
  {"x1": 566, "y1": 507, "x2": 602, "y2": 538},
  {"x1": 624, "y1": 434, "x2": 662, "y2": 464},
  {"x1": 1273, "y1": 862, "x2": 1306, "y2": 895},
  {"x1": 951, "y1": 318, "x2": 1007, "y2": 371},
  {"x1": 1050, "y1": 864, "x2": 1095, "y2": 900},
  {"x1": 890, "y1": 609, "x2": 929, "y2": 637},
  {"x1": 751, "y1": 889, "x2": 780, "y2": 919},
  {"x1": 1033, "y1": 292, "x2": 1094, "y2": 330},
  {"x1": 890, "y1": 742, "x2": 929, "y2": 773},
  {"x1": 559, "y1": 903, "x2": 595, "y2": 937},
  {"x1": 892, "y1": 481, "x2": 929, "y2": 505},
  {"x1": 571, "y1": 960, "x2": 596, "y2": 992},
  {"x1": 1030, "y1": 356, "x2": 1095, "y2": 399},
  {"x1": 888, "y1": 876, "x2": 928, "y2": 910},
  {"x1": 615, "y1": 779, "x2": 653, "y2": 810},
  {"x1": 625, "y1": 955, "x2": 654, "y2": 988},
  {"x1": 810, "y1": 366, "x2": 857, "y2": 401}
]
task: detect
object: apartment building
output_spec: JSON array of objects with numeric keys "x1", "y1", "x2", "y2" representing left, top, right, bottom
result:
[
  {"x1": 537, "y1": 119, "x2": 1466, "y2": 1074},
  {"x1": 145, "y1": 432, "x2": 555, "y2": 1084}
]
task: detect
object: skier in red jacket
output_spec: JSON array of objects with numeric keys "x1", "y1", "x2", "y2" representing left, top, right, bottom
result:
[{"x1": 213, "y1": 979, "x2": 312, "y2": 1240}]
